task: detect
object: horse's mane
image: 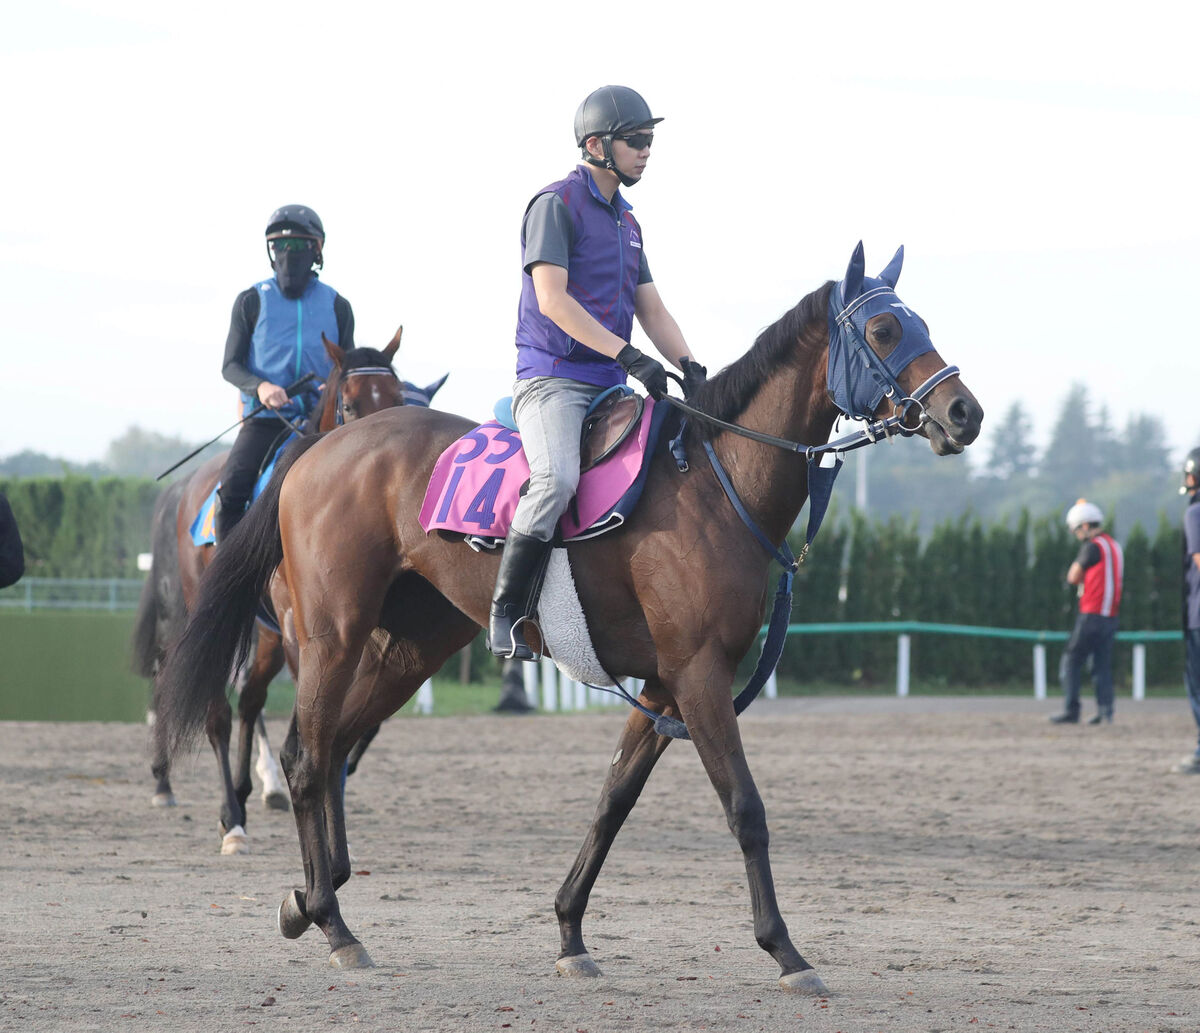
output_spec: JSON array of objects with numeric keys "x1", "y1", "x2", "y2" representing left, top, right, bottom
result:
[{"x1": 687, "y1": 281, "x2": 833, "y2": 427}]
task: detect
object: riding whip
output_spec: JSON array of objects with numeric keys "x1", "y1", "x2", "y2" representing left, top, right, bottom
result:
[{"x1": 154, "y1": 372, "x2": 317, "y2": 481}]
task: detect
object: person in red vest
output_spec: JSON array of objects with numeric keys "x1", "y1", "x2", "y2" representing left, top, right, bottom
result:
[{"x1": 1051, "y1": 499, "x2": 1123, "y2": 725}]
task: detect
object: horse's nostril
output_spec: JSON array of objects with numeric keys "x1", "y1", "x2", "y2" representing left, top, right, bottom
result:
[{"x1": 949, "y1": 398, "x2": 971, "y2": 428}]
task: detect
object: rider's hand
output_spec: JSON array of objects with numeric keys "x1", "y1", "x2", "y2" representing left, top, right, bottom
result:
[
  {"x1": 680, "y1": 357, "x2": 707, "y2": 399},
  {"x1": 616, "y1": 345, "x2": 668, "y2": 401},
  {"x1": 256, "y1": 381, "x2": 289, "y2": 409}
]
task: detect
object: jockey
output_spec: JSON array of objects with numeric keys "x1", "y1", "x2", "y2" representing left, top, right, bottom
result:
[
  {"x1": 215, "y1": 205, "x2": 355, "y2": 542},
  {"x1": 489, "y1": 85, "x2": 706, "y2": 660}
]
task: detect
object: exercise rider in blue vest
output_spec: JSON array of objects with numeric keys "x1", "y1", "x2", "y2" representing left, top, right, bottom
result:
[
  {"x1": 215, "y1": 205, "x2": 355, "y2": 542},
  {"x1": 489, "y1": 85, "x2": 707, "y2": 661}
]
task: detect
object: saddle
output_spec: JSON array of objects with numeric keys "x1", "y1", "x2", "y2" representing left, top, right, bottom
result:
[
  {"x1": 420, "y1": 393, "x2": 667, "y2": 544},
  {"x1": 492, "y1": 385, "x2": 643, "y2": 473},
  {"x1": 579, "y1": 389, "x2": 643, "y2": 471}
]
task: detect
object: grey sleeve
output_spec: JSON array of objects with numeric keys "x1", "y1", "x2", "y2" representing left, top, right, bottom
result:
[{"x1": 521, "y1": 193, "x2": 573, "y2": 273}]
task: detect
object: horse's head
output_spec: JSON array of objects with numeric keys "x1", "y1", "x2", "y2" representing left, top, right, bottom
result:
[
  {"x1": 829, "y1": 244, "x2": 982, "y2": 455},
  {"x1": 322, "y1": 326, "x2": 407, "y2": 425}
]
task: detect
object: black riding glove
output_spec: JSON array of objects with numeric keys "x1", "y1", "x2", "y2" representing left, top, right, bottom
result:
[
  {"x1": 616, "y1": 344, "x2": 668, "y2": 400},
  {"x1": 680, "y1": 357, "x2": 707, "y2": 399}
]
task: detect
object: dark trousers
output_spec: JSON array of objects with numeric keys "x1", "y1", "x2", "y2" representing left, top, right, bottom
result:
[
  {"x1": 216, "y1": 417, "x2": 290, "y2": 536},
  {"x1": 1186, "y1": 628, "x2": 1200, "y2": 752},
  {"x1": 1061, "y1": 612, "x2": 1118, "y2": 717}
]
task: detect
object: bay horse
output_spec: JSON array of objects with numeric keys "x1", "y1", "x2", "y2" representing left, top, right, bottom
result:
[
  {"x1": 157, "y1": 246, "x2": 983, "y2": 989},
  {"x1": 136, "y1": 329, "x2": 411, "y2": 852}
]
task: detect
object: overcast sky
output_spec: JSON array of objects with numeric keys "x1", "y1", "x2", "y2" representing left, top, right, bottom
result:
[{"x1": 3, "y1": 0, "x2": 1198, "y2": 471}]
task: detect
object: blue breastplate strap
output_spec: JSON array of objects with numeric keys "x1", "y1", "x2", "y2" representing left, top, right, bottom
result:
[{"x1": 585, "y1": 438, "x2": 802, "y2": 740}]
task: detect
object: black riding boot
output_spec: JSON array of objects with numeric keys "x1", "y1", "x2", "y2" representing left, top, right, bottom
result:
[{"x1": 488, "y1": 530, "x2": 552, "y2": 661}]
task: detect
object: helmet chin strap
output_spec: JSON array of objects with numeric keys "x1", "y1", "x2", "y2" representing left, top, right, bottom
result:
[{"x1": 585, "y1": 135, "x2": 639, "y2": 188}]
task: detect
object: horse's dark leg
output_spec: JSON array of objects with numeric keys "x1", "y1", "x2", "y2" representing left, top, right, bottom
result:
[
  {"x1": 344, "y1": 724, "x2": 380, "y2": 777},
  {"x1": 555, "y1": 693, "x2": 675, "y2": 977},
  {"x1": 149, "y1": 686, "x2": 176, "y2": 807},
  {"x1": 678, "y1": 682, "x2": 827, "y2": 995},
  {"x1": 204, "y1": 694, "x2": 248, "y2": 854},
  {"x1": 277, "y1": 713, "x2": 314, "y2": 939},
  {"x1": 231, "y1": 630, "x2": 288, "y2": 815},
  {"x1": 282, "y1": 630, "x2": 375, "y2": 968}
]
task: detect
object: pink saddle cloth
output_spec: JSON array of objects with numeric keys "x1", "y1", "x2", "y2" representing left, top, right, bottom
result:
[{"x1": 419, "y1": 399, "x2": 657, "y2": 542}]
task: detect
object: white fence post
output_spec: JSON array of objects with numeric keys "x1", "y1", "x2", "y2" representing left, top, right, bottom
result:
[
  {"x1": 523, "y1": 662, "x2": 540, "y2": 710},
  {"x1": 765, "y1": 670, "x2": 778, "y2": 699},
  {"x1": 414, "y1": 679, "x2": 434, "y2": 714},
  {"x1": 1132, "y1": 644, "x2": 1146, "y2": 701},
  {"x1": 896, "y1": 634, "x2": 911, "y2": 697},
  {"x1": 1033, "y1": 644, "x2": 1047, "y2": 700},
  {"x1": 573, "y1": 680, "x2": 587, "y2": 710},
  {"x1": 539, "y1": 657, "x2": 558, "y2": 712}
]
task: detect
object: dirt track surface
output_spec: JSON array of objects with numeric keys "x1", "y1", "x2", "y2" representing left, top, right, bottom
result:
[{"x1": 2, "y1": 696, "x2": 1198, "y2": 1033}]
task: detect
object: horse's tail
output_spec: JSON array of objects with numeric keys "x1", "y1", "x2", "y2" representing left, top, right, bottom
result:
[
  {"x1": 156, "y1": 434, "x2": 323, "y2": 757},
  {"x1": 130, "y1": 479, "x2": 185, "y2": 678}
]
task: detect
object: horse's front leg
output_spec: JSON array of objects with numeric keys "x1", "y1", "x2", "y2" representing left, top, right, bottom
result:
[
  {"x1": 555, "y1": 690, "x2": 675, "y2": 977},
  {"x1": 677, "y1": 678, "x2": 827, "y2": 995}
]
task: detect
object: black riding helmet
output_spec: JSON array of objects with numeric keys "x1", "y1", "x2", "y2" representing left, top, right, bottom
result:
[
  {"x1": 574, "y1": 86, "x2": 663, "y2": 188},
  {"x1": 1181, "y1": 446, "x2": 1200, "y2": 495},
  {"x1": 265, "y1": 204, "x2": 325, "y2": 268}
]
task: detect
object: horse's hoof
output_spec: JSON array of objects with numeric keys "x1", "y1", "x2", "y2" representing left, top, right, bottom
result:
[
  {"x1": 150, "y1": 792, "x2": 176, "y2": 808},
  {"x1": 277, "y1": 890, "x2": 312, "y2": 939},
  {"x1": 262, "y1": 789, "x2": 290, "y2": 811},
  {"x1": 220, "y1": 825, "x2": 249, "y2": 855},
  {"x1": 779, "y1": 969, "x2": 828, "y2": 995},
  {"x1": 329, "y1": 943, "x2": 375, "y2": 969},
  {"x1": 555, "y1": 953, "x2": 602, "y2": 978}
]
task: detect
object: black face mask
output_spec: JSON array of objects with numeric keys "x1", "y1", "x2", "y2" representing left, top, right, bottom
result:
[{"x1": 273, "y1": 251, "x2": 314, "y2": 298}]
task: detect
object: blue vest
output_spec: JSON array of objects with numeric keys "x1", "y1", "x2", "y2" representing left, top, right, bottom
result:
[
  {"x1": 242, "y1": 276, "x2": 341, "y2": 419},
  {"x1": 514, "y1": 165, "x2": 642, "y2": 387}
]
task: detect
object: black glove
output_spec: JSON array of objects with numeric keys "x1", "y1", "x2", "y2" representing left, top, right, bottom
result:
[
  {"x1": 680, "y1": 357, "x2": 707, "y2": 399},
  {"x1": 616, "y1": 344, "x2": 668, "y2": 400}
]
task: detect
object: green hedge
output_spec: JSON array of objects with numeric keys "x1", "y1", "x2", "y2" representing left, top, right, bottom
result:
[
  {"x1": 777, "y1": 509, "x2": 1185, "y2": 688},
  {"x1": 1, "y1": 476, "x2": 159, "y2": 579}
]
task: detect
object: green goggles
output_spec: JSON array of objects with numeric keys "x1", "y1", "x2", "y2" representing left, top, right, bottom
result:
[{"x1": 269, "y1": 237, "x2": 317, "y2": 253}]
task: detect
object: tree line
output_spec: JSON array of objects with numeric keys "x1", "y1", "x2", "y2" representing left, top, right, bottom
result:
[
  {"x1": 1, "y1": 473, "x2": 1190, "y2": 688},
  {"x1": 779, "y1": 507, "x2": 1186, "y2": 688}
]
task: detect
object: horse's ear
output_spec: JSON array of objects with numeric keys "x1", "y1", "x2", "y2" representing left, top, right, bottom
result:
[
  {"x1": 383, "y1": 325, "x2": 403, "y2": 363},
  {"x1": 841, "y1": 241, "x2": 865, "y2": 303},
  {"x1": 877, "y1": 245, "x2": 904, "y2": 288},
  {"x1": 322, "y1": 333, "x2": 345, "y2": 369}
]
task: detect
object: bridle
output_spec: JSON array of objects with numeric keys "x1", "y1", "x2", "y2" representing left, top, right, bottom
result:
[{"x1": 335, "y1": 366, "x2": 400, "y2": 426}]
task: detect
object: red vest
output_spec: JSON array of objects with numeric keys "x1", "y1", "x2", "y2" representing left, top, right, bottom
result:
[{"x1": 1080, "y1": 533, "x2": 1123, "y2": 617}]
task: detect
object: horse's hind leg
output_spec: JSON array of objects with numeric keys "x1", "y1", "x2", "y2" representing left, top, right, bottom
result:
[
  {"x1": 206, "y1": 695, "x2": 249, "y2": 855},
  {"x1": 231, "y1": 628, "x2": 288, "y2": 814},
  {"x1": 555, "y1": 690, "x2": 676, "y2": 977},
  {"x1": 678, "y1": 682, "x2": 826, "y2": 995},
  {"x1": 149, "y1": 686, "x2": 176, "y2": 807}
]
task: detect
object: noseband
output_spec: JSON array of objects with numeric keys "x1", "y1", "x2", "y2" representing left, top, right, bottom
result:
[{"x1": 336, "y1": 366, "x2": 399, "y2": 426}]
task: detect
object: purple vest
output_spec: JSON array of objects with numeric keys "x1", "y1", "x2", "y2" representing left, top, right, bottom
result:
[{"x1": 514, "y1": 166, "x2": 642, "y2": 386}]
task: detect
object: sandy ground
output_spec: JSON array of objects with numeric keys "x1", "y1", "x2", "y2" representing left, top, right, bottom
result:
[{"x1": 1, "y1": 696, "x2": 1198, "y2": 1033}]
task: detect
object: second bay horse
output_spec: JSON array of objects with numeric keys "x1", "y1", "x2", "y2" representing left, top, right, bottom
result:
[{"x1": 137, "y1": 329, "x2": 408, "y2": 851}]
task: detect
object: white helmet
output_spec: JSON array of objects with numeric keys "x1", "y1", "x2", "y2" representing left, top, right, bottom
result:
[{"x1": 1065, "y1": 498, "x2": 1104, "y2": 531}]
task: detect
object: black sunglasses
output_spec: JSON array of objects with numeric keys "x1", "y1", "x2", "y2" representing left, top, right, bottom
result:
[{"x1": 614, "y1": 131, "x2": 654, "y2": 150}]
